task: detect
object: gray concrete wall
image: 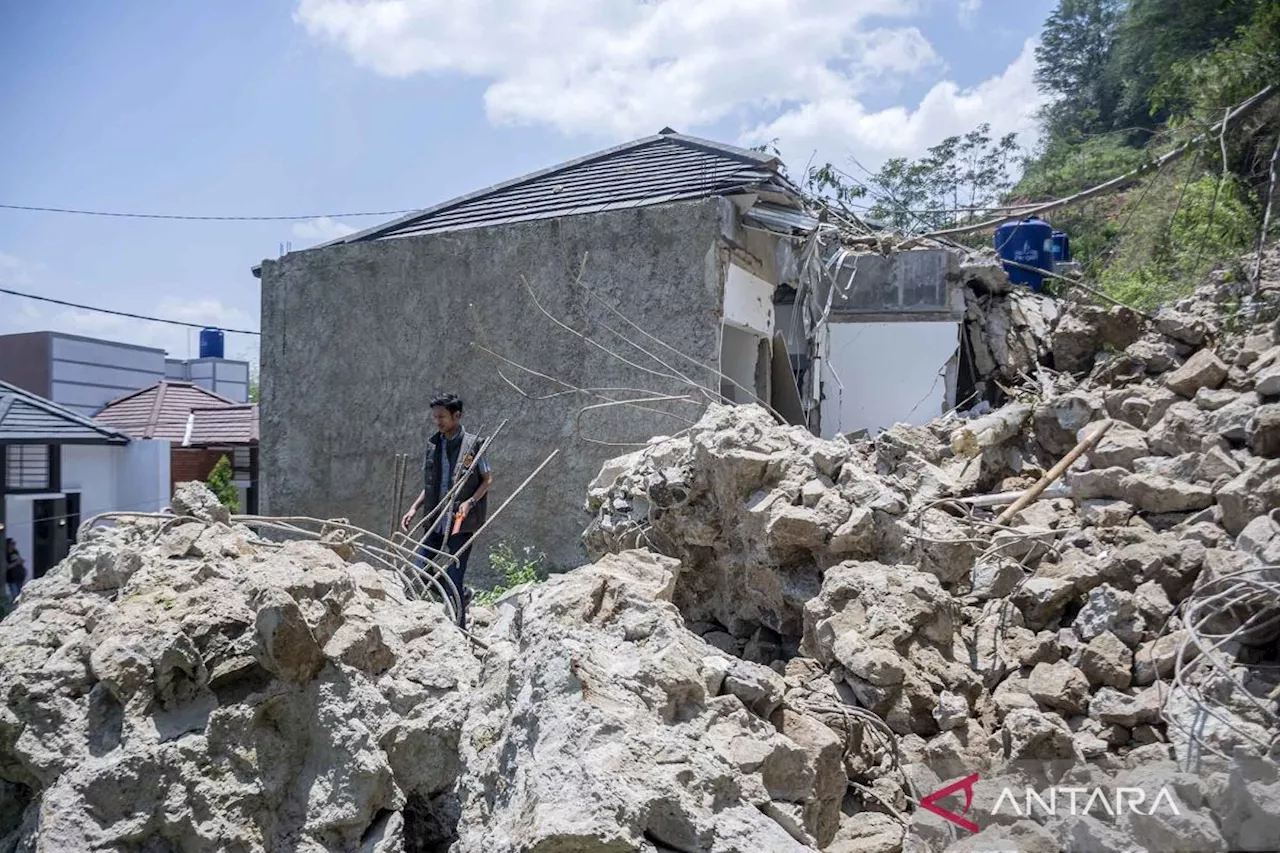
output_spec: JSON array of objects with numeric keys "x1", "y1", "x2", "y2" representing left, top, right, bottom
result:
[
  {"x1": 258, "y1": 199, "x2": 728, "y2": 581},
  {"x1": 0, "y1": 332, "x2": 52, "y2": 399}
]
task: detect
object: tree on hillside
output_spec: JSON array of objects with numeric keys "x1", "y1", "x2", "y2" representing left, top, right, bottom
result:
[
  {"x1": 1113, "y1": 0, "x2": 1263, "y2": 131},
  {"x1": 803, "y1": 123, "x2": 1021, "y2": 232},
  {"x1": 862, "y1": 124, "x2": 1020, "y2": 231},
  {"x1": 1034, "y1": 0, "x2": 1125, "y2": 140},
  {"x1": 1154, "y1": 0, "x2": 1280, "y2": 123}
]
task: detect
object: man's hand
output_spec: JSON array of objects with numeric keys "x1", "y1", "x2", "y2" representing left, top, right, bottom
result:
[
  {"x1": 400, "y1": 507, "x2": 417, "y2": 533},
  {"x1": 460, "y1": 498, "x2": 474, "y2": 515}
]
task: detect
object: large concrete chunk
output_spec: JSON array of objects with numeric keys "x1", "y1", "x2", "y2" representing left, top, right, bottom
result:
[
  {"x1": 1121, "y1": 472, "x2": 1214, "y2": 514},
  {"x1": 1164, "y1": 349, "x2": 1228, "y2": 397},
  {"x1": 1247, "y1": 404, "x2": 1280, "y2": 457},
  {"x1": 0, "y1": 486, "x2": 483, "y2": 852},
  {"x1": 1084, "y1": 419, "x2": 1149, "y2": 469}
]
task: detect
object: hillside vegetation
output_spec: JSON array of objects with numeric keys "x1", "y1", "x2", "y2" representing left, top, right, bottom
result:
[{"x1": 806, "y1": 0, "x2": 1280, "y2": 311}]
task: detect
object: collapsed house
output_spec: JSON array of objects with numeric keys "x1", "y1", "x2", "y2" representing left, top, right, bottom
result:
[{"x1": 252, "y1": 129, "x2": 1019, "y2": 571}]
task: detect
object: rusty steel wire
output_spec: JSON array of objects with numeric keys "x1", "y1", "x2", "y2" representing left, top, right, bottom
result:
[
  {"x1": 473, "y1": 253, "x2": 792, "y2": 428},
  {"x1": 1161, "y1": 564, "x2": 1280, "y2": 764},
  {"x1": 468, "y1": 294, "x2": 705, "y2": 435},
  {"x1": 83, "y1": 510, "x2": 461, "y2": 622},
  {"x1": 565, "y1": 252, "x2": 787, "y2": 421}
]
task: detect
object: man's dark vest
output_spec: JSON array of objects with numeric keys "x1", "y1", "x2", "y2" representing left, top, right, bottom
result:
[{"x1": 423, "y1": 428, "x2": 488, "y2": 537}]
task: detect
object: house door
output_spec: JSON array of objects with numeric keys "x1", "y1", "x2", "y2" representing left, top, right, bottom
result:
[
  {"x1": 31, "y1": 498, "x2": 68, "y2": 578},
  {"x1": 65, "y1": 492, "x2": 81, "y2": 546}
]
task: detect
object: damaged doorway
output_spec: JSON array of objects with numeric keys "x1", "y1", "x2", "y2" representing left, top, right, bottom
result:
[
  {"x1": 719, "y1": 324, "x2": 770, "y2": 404},
  {"x1": 719, "y1": 264, "x2": 775, "y2": 406},
  {"x1": 820, "y1": 322, "x2": 959, "y2": 436},
  {"x1": 815, "y1": 248, "x2": 965, "y2": 437}
]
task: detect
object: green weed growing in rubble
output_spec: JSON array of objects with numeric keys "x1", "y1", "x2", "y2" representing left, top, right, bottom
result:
[
  {"x1": 205, "y1": 455, "x2": 241, "y2": 514},
  {"x1": 1099, "y1": 173, "x2": 1256, "y2": 311},
  {"x1": 474, "y1": 541, "x2": 548, "y2": 605}
]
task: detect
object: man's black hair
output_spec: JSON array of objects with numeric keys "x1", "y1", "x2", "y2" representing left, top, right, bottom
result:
[{"x1": 430, "y1": 393, "x2": 463, "y2": 414}]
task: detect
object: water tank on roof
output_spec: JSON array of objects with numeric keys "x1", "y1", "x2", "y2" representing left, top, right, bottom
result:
[
  {"x1": 1051, "y1": 230, "x2": 1071, "y2": 263},
  {"x1": 994, "y1": 217, "x2": 1054, "y2": 292},
  {"x1": 199, "y1": 327, "x2": 225, "y2": 359}
]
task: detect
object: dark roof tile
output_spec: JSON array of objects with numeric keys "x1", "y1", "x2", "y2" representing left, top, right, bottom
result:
[
  {"x1": 0, "y1": 380, "x2": 129, "y2": 444},
  {"x1": 326, "y1": 132, "x2": 797, "y2": 244}
]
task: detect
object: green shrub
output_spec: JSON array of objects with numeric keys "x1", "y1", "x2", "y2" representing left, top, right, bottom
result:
[
  {"x1": 1100, "y1": 173, "x2": 1256, "y2": 310},
  {"x1": 474, "y1": 541, "x2": 548, "y2": 605},
  {"x1": 1015, "y1": 135, "x2": 1151, "y2": 201},
  {"x1": 205, "y1": 455, "x2": 241, "y2": 514}
]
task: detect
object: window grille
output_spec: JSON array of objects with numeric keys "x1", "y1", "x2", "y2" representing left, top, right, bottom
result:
[{"x1": 5, "y1": 445, "x2": 51, "y2": 490}]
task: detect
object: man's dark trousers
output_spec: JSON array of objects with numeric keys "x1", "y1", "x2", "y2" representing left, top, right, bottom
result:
[{"x1": 421, "y1": 530, "x2": 473, "y2": 627}]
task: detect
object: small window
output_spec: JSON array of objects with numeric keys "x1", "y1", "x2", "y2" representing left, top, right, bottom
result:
[
  {"x1": 65, "y1": 492, "x2": 81, "y2": 545},
  {"x1": 6, "y1": 445, "x2": 51, "y2": 490}
]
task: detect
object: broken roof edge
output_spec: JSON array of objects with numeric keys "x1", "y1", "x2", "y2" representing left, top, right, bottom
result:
[{"x1": 250, "y1": 130, "x2": 789, "y2": 277}]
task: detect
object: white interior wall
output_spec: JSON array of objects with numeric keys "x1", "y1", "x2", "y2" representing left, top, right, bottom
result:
[
  {"x1": 719, "y1": 324, "x2": 762, "y2": 404},
  {"x1": 723, "y1": 264, "x2": 775, "y2": 337},
  {"x1": 819, "y1": 322, "x2": 960, "y2": 437}
]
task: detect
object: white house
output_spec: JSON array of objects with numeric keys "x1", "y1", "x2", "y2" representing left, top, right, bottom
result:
[{"x1": 1, "y1": 380, "x2": 170, "y2": 583}]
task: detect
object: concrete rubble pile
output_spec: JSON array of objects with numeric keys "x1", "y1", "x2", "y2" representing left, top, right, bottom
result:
[
  {"x1": 1, "y1": 484, "x2": 850, "y2": 852},
  {"x1": 2, "y1": 251, "x2": 1280, "y2": 853},
  {"x1": 584, "y1": 250, "x2": 1280, "y2": 851}
]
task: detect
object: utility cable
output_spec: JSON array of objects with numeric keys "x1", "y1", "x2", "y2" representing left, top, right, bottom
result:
[
  {"x1": 926, "y1": 84, "x2": 1277, "y2": 238},
  {"x1": 0, "y1": 286, "x2": 259, "y2": 335},
  {"x1": 0, "y1": 203, "x2": 415, "y2": 222}
]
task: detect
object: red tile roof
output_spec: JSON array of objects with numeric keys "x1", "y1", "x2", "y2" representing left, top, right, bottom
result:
[
  {"x1": 94, "y1": 381, "x2": 239, "y2": 442},
  {"x1": 188, "y1": 404, "x2": 258, "y2": 446}
]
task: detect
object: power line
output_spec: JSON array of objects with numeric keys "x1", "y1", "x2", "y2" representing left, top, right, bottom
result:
[
  {"x1": 927, "y1": 83, "x2": 1278, "y2": 238},
  {"x1": 0, "y1": 286, "x2": 260, "y2": 336},
  {"x1": 0, "y1": 203, "x2": 416, "y2": 222}
]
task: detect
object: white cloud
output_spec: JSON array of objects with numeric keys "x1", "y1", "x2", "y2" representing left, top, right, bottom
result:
[
  {"x1": 853, "y1": 27, "x2": 940, "y2": 78},
  {"x1": 743, "y1": 37, "x2": 1045, "y2": 173},
  {"x1": 958, "y1": 0, "x2": 981, "y2": 24},
  {"x1": 0, "y1": 252, "x2": 41, "y2": 288},
  {"x1": 296, "y1": 0, "x2": 1044, "y2": 178},
  {"x1": 296, "y1": 0, "x2": 942, "y2": 138},
  {"x1": 0, "y1": 252, "x2": 259, "y2": 364},
  {"x1": 292, "y1": 216, "x2": 358, "y2": 244}
]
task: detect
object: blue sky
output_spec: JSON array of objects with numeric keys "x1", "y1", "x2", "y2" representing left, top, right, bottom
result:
[{"x1": 0, "y1": 0, "x2": 1052, "y2": 367}]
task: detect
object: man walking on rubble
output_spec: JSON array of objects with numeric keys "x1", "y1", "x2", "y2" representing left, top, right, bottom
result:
[{"x1": 400, "y1": 393, "x2": 492, "y2": 629}]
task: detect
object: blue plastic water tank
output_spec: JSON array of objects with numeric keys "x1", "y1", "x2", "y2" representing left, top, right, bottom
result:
[
  {"x1": 199, "y1": 327, "x2": 225, "y2": 359},
  {"x1": 994, "y1": 217, "x2": 1054, "y2": 292},
  {"x1": 1051, "y1": 230, "x2": 1071, "y2": 263}
]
